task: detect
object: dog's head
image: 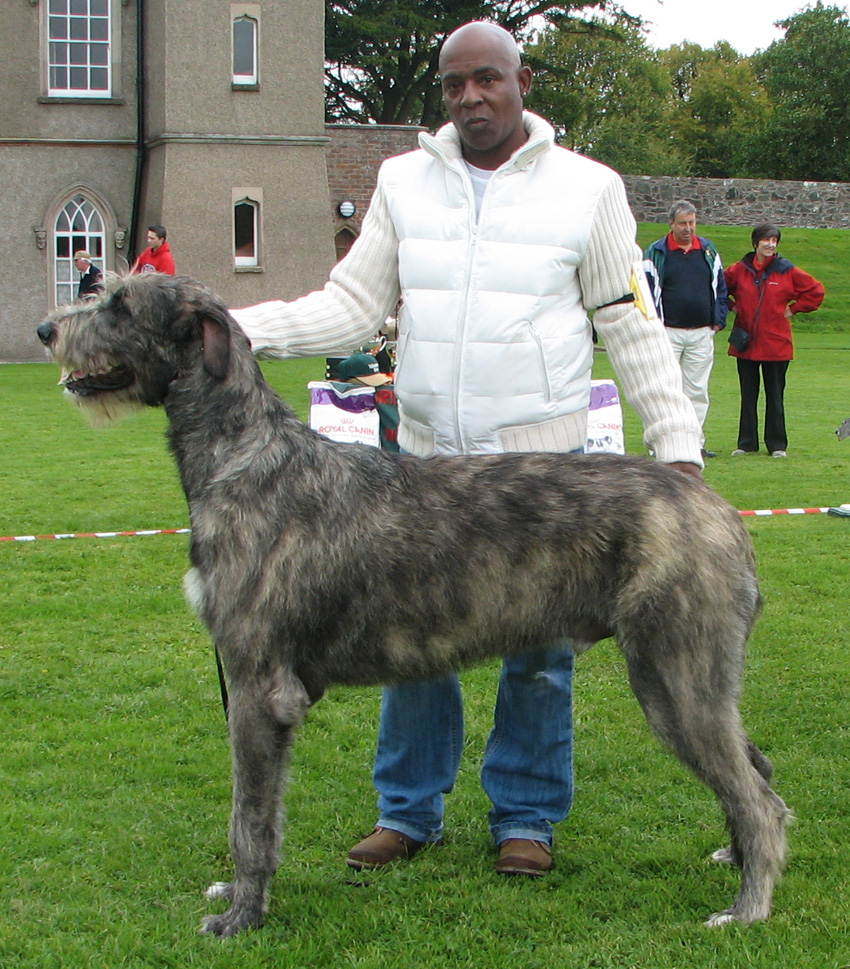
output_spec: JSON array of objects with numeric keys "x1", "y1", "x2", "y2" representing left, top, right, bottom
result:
[{"x1": 37, "y1": 273, "x2": 239, "y2": 425}]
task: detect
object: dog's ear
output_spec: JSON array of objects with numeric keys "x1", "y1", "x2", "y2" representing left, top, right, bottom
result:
[{"x1": 201, "y1": 315, "x2": 232, "y2": 379}]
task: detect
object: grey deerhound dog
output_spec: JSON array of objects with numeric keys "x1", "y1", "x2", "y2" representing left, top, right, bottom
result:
[{"x1": 38, "y1": 274, "x2": 789, "y2": 937}]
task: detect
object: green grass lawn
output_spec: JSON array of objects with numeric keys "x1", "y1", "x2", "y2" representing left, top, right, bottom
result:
[{"x1": 3, "y1": 258, "x2": 850, "y2": 965}]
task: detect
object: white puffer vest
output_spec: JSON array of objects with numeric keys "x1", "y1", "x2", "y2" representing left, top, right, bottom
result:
[{"x1": 383, "y1": 113, "x2": 619, "y2": 457}]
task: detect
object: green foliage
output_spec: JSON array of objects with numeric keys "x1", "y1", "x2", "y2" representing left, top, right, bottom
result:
[
  {"x1": 660, "y1": 43, "x2": 771, "y2": 178},
  {"x1": 327, "y1": 0, "x2": 850, "y2": 182},
  {"x1": 324, "y1": 0, "x2": 633, "y2": 126},
  {"x1": 3, "y1": 254, "x2": 850, "y2": 964},
  {"x1": 737, "y1": 3, "x2": 850, "y2": 181},
  {"x1": 527, "y1": 26, "x2": 774, "y2": 177},
  {"x1": 525, "y1": 15, "x2": 691, "y2": 175}
]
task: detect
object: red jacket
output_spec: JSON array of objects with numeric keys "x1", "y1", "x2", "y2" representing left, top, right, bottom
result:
[
  {"x1": 725, "y1": 253, "x2": 824, "y2": 361},
  {"x1": 133, "y1": 240, "x2": 176, "y2": 275}
]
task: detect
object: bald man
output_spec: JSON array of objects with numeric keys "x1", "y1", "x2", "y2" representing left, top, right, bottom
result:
[{"x1": 232, "y1": 20, "x2": 702, "y2": 877}]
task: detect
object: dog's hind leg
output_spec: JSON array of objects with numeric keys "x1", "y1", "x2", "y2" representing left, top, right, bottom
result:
[
  {"x1": 200, "y1": 665, "x2": 310, "y2": 938},
  {"x1": 711, "y1": 738, "x2": 776, "y2": 866},
  {"x1": 623, "y1": 645, "x2": 788, "y2": 925},
  {"x1": 702, "y1": 757, "x2": 788, "y2": 926}
]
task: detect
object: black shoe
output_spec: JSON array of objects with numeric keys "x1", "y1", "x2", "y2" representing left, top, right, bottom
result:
[{"x1": 701, "y1": 449, "x2": 717, "y2": 459}]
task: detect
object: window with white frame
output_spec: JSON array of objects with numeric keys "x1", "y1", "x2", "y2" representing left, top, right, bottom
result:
[
  {"x1": 232, "y1": 14, "x2": 258, "y2": 86},
  {"x1": 54, "y1": 194, "x2": 105, "y2": 305},
  {"x1": 234, "y1": 195, "x2": 260, "y2": 268},
  {"x1": 47, "y1": 0, "x2": 112, "y2": 98}
]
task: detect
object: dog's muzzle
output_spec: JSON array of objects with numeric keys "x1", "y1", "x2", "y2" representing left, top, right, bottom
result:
[{"x1": 61, "y1": 367, "x2": 135, "y2": 396}]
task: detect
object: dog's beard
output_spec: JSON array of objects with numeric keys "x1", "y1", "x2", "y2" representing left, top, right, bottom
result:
[
  {"x1": 55, "y1": 353, "x2": 140, "y2": 427},
  {"x1": 63, "y1": 386, "x2": 143, "y2": 427}
]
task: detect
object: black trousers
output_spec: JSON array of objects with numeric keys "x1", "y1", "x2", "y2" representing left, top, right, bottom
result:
[{"x1": 736, "y1": 358, "x2": 790, "y2": 453}]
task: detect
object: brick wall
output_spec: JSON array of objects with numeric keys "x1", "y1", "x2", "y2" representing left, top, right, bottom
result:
[{"x1": 325, "y1": 124, "x2": 424, "y2": 239}]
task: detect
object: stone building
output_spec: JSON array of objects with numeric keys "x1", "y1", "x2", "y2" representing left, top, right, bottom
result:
[
  {"x1": 4, "y1": 3, "x2": 848, "y2": 362},
  {"x1": 1, "y1": 0, "x2": 335, "y2": 362}
]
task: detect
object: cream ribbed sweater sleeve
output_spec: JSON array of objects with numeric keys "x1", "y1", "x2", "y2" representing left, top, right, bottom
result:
[
  {"x1": 230, "y1": 176, "x2": 402, "y2": 359},
  {"x1": 580, "y1": 176, "x2": 703, "y2": 467}
]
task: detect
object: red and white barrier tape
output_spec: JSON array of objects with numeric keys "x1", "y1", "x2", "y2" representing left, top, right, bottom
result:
[
  {"x1": 739, "y1": 507, "x2": 830, "y2": 517},
  {"x1": 0, "y1": 528, "x2": 191, "y2": 543},
  {"x1": 3, "y1": 506, "x2": 850, "y2": 543}
]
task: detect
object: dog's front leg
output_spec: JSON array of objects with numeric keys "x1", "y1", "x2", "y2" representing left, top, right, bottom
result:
[{"x1": 201, "y1": 667, "x2": 310, "y2": 938}]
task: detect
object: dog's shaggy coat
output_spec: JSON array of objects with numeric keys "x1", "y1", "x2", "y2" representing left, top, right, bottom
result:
[{"x1": 38, "y1": 275, "x2": 789, "y2": 937}]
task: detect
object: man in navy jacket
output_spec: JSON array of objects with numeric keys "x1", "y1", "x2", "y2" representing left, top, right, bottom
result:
[{"x1": 644, "y1": 200, "x2": 728, "y2": 458}]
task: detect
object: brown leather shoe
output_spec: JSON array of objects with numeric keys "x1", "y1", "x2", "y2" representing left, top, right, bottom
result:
[
  {"x1": 495, "y1": 839, "x2": 553, "y2": 877},
  {"x1": 346, "y1": 827, "x2": 427, "y2": 870}
]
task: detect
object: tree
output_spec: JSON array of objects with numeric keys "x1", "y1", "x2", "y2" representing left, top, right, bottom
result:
[
  {"x1": 737, "y1": 3, "x2": 850, "y2": 181},
  {"x1": 524, "y1": 15, "x2": 689, "y2": 175},
  {"x1": 324, "y1": 0, "x2": 637, "y2": 127},
  {"x1": 660, "y1": 42, "x2": 771, "y2": 178}
]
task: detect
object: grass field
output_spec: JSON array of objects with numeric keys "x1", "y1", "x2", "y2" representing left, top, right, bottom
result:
[{"x1": 2, "y1": 236, "x2": 850, "y2": 966}]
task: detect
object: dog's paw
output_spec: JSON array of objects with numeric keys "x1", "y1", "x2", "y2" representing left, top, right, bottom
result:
[
  {"x1": 704, "y1": 909, "x2": 737, "y2": 927},
  {"x1": 704, "y1": 905, "x2": 768, "y2": 927},
  {"x1": 710, "y1": 845, "x2": 735, "y2": 865},
  {"x1": 200, "y1": 913, "x2": 243, "y2": 938},
  {"x1": 199, "y1": 906, "x2": 264, "y2": 938},
  {"x1": 200, "y1": 888, "x2": 266, "y2": 938},
  {"x1": 205, "y1": 881, "x2": 233, "y2": 900}
]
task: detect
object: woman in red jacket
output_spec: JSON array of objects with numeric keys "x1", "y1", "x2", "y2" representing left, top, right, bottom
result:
[{"x1": 725, "y1": 223, "x2": 825, "y2": 457}]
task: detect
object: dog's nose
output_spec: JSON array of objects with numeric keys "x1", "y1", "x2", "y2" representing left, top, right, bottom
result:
[{"x1": 37, "y1": 321, "x2": 54, "y2": 346}]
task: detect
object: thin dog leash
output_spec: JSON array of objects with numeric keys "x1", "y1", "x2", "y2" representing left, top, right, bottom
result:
[{"x1": 214, "y1": 644, "x2": 230, "y2": 721}]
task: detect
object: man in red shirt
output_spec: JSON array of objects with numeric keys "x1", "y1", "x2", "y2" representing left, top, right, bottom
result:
[{"x1": 132, "y1": 224, "x2": 176, "y2": 275}]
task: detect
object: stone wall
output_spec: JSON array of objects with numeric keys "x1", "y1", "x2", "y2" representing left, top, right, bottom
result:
[
  {"x1": 624, "y1": 175, "x2": 850, "y2": 228},
  {"x1": 325, "y1": 124, "x2": 850, "y2": 230}
]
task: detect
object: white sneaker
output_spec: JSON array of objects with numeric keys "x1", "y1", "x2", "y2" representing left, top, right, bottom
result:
[
  {"x1": 771, "y1": 450, "x2": 787, "y2": 458},
  {"x1": 731, "y1": 449, "x2": 749, "y2": 456}
]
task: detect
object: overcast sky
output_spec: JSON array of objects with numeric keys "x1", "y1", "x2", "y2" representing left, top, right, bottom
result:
[{"x1": 620, "y1": 0, "x2": 849, "y2": 54}]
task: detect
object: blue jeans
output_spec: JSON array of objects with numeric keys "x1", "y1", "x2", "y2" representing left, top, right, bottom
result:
[{"x1": 373, "y1": 644, "x2": 575, "y2": 847}]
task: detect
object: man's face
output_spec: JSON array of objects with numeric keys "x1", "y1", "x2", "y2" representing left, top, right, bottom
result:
[
  {"x1": 439, "y1": 28, "x2": 531, "y2": 170},
  {"x1": 74, "y1": 258, "x2": 88, "y2": 272},
  {"x1": 146, "y1": 231, "x2": 164, "y2": 249},
  {"x1": 670, "y1": 211, "x2": 697, "y2": 249}
]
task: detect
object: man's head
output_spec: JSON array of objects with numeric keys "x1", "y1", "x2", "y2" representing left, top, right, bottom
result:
[
  {"x1": 668, "y1": 201, "x2": 697, "y2": 250},
  {"x1": 438, "y1": 21, "x2": 532, "y2": 170},
  {"x1": 74, "y1": 250, "x2": 92, "y2": 272},
  {"x1": 337, "y1": 352, "x2": 391, "y2": 387},
  {"x1": 146, "y1": 225, "x2": 167, "y2": 250}
]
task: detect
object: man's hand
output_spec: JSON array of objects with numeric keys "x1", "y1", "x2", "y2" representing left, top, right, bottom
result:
[{"x1": 667, "y1": 461, "x2": 703, "y2": 479}]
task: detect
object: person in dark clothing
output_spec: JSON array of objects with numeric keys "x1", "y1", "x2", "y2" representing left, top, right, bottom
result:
[
  {"x1": 74, "y1": 251, "x2": 103, "y2": 300},
  {"x1": 644, "y1": 200, "x2": 728, "y2": 458}
]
